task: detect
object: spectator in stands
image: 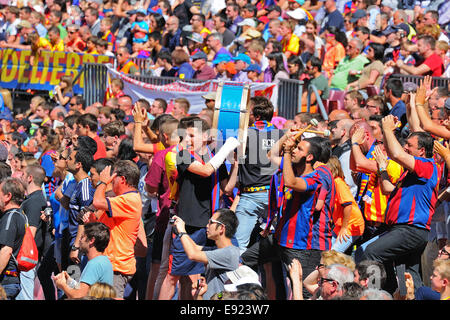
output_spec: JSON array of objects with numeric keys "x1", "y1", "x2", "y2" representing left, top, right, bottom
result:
[
  {"x1": 301, "y1": 56, "x2": 330, "y2": 113},
  {"x1": 116, "y1": 46, "x2": 140, "y2": 75},
  {"x1": 192, "y1": 51, "x2": 216, "y2": 80},
  {"x1": 394, "y1": 35, "x2": 444, "y2": 77}
]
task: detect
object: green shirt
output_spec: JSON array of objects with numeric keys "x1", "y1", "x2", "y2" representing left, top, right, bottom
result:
[
  {"x1": 45, "y1": 24, "x2": 68, "y2": 40},
  {"x1": 330, "y1": 54, "x2": 369, "y2": 90},
  {"x1": 309, "y1": 74, "x2": 330, "y2": 100}
]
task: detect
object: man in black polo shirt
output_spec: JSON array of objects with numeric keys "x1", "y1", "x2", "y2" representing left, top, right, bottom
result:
[
  {"x1": 234, "y1": 97, "x2": 284, "y2": 253},
  {"x1": 0, "y1": 178, "x2": 27, "y2": 300},
  {"x1": 17, "y1": 164, "x2": 50, "y2": 300}
]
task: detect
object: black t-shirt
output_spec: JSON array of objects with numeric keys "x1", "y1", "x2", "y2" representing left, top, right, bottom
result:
[
  {"x1": 0, "y1": 208, "x2": 25, "y2": 284},
  {"x1": 238, "y1": 126, "x2": 284, "y2": 189},
  {"x1": 21, "y1": 190, "x2": 50, "y2": 258},
  {"x1": 176, "y1": 148, "x2": 229, "y2": 228}
]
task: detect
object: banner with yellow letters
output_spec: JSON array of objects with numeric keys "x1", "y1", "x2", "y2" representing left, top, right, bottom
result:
[{"x1": 0, "y1": 49, "x2": 114, "y2": 93}]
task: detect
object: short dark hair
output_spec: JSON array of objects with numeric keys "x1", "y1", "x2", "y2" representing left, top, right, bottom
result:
[
  {"x1": 385, "y1": 78, "x2": 403, "y2": 98},
  {"x1": 250, "y1": 96, "x2": 274, "y2": 121},
  {"x1": 309, "y1": 56, "x2": 322, "y2": 72},
  {"x1": 148, "y1": 31, "x2": 162, "y2": 43},
  {"x1": 117, "y1": 138, "x2": 138, "y2": 161},
  {"x1": 113, "y1": 160, "x2": 140, "y2": 189},
  {"x1": 303, "y1": 137, "x2": 322, "y2": 165},
  {"x1": 408, "y1": 131, "x2": 434, "y2": 158},
  {"x1": 92, "y1": 158, "x2": 115, "y2": 175},
  {"x1": 307, "y1": 136, "x2": 332, "y2": 163},
  {"x1": 74, "y1": 148, "x2": 94, "y2": 173},
  {"x1": 76, "y1": 136, "x2": 97, "y2": 156},
  {"x1": 77, "y1": 113, "x2": 98, "y2": 132},
  {"x1": 215, "y1": 208, "x2": 239, "y2": 239},
  {"x1": 368, "y1": 42, "x2": 385, "y2": 61},
  {"x1": 83, "y1": 222, "x2": 110, "y2": 253},
  {"x1": 25, "y1": 164, "x2": 46, "y2": 186},
  {"x1": 1, "y1": 178, "x2": 26, "y2": 206}
]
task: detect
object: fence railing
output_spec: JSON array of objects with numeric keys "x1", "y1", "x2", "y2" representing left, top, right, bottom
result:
[
  {"x1": 82, "y1": 62, "x2": 305, "y2": 119},
  {"x1": 82, "y1": 61, "x2": 450, "y2": 120}
]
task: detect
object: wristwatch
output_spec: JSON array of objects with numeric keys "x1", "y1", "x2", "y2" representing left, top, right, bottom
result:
[
  {"x1": 71, "y1": 245, "x2": 79, "y2": 251},
  {"x1": 178, "y1": 232, "x2": 187, "y2": 239}
]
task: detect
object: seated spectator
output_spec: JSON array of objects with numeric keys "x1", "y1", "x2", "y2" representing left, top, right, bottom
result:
[
  {"x1": 394, "y1": 35, "x2": 444, "y2": 77},
  {"x1": 301, "y1": 56, "x2": 330, "y2": 113},
  {"x1": 330, "y1": 38, "x2": 369, "y2": 91}
]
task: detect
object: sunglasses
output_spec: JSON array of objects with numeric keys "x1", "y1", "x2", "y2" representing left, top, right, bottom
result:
[
  {"x1": 438, "y1": 247, "x2": 450, "y2": 257},
  {"x1": 208, "y1": 218, "x2": 225, "y2": 226},
  {"x1": 318, "y1": 277, "x2": 335, "y2": 286}
]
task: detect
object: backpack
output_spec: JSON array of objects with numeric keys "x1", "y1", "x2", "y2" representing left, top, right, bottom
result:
[{"x1": 10, "y1": 209, "x2": 39, "y2": 272}]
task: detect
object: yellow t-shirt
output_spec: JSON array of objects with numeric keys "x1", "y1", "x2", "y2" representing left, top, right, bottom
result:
[{"x1": 282, "y1": 34, "x2": 300, "y2": 56}]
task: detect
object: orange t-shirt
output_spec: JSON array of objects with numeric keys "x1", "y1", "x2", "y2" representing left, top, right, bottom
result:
[
  {"x1": 333, "y1": 177, "x2": 365, "y2": 236},
  {"x1": 99, "y1": 191, "x2": 142, "y2": 275},
  {"x1": 323, "y1": 42, "x2": 346, "y2": 78}
]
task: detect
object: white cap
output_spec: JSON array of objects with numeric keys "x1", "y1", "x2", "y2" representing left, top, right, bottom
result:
[
  {"x1": 286, "y1": 8, "x2": 307, "y2": 20},
  {"x1": 224, "y1": 265, "x2": 261, "y2": 291},
  {"x1": 237, "y1": 18, "x2": 257, "y2": 28}
]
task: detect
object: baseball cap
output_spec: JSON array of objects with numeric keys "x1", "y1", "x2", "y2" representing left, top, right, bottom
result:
[
  {"x1": 136, "y1": 8, "x2": 147, "y2": 15},
  {"x1": 232, "y1": 53, "x2": 251, "y2": 65},
  {"x1": 350, "y1": 9, "x2": 367, "y2": 23},
  {"x1": 187, "y1": 32, "x2": 204, "y2": 44},
  {"x1": 202, "y1": 92, "x2": 217, "y2": 100},
  {"x1": 17, "y1": 20, "x2": 32, "y2": 29},
  {"x1": 245, "y1": 63, "x2": 261, "y2": 73},
  {"x1": 286, "y1": 8, "x2": 307, "y2": 21},
  {"x1": 395, "y1": 23, "x2": 410, "y2": 34},
  {"x1": 191, "y1": 51, "x2": 208, "y2": 60},
  {"x1": 243, "y1": 29, "x2": 262, "y2": 40},
  {"x1": 287, "y1": 0, "x2": 305, "y2": 4},
  {"x1": 381, "y1": 25, "x2": 399, "y2": 36},
  {"x1": 381, "y1": 0, "x2": 398, "y2": 10},
  {"x1": 224, "y1": 266, "x2": 261, "y2": 292},
  {"x1": 237, "y1": 18, "x2": 257, "y2": 28},
  {"x1": 212, "y1": 53, "x2": 232, "y2": 65}
]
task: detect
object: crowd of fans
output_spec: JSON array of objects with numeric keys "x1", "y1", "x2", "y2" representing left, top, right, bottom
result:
[{"x1": 0, "y1": 0, "x2": 449, "y2": 302}]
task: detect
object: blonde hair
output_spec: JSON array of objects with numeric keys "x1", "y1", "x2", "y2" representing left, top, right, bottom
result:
[
  {"x1": 88, "y1": 282, "x2": 117, "y2": 299},
  {"x1": 0, "y1": 89, "x2": 12, "y2": 110},
  {"x1": 436, "y1": 40, "x2": 449, "y2": 52},
  {"x1": 327, "y1": 156, "x2": 345, "y2": 180},
  {"x1": 321, "y1": 250, "x2": 356, "y2": 271},
  {"x1": 433, "y1": 259, "x2": 450, "y2": 281}
]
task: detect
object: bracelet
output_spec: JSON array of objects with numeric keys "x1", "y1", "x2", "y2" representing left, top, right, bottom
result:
[
  {"x1": 98, "y1": 181, "x2": 107, "y2": 186},
  {"x1": 352, "y1": 142, "x2": 359, "y2": 146},
  {"x1": 178, "y1": 232, "x2": 187, "y2": 238},
  {"x1": 415, "y1": 103, "x2": 425, "y2": 107},
  {"x1": 134, "y1": 121, "x2": 143, "y2": 124}
]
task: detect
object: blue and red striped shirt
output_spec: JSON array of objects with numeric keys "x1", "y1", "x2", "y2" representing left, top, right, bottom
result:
[
  {"x1": 275, "y1": 165, "x2": 335, "y2": 250},
  {"x1": 384, "y1": 157, "x2": 439, "y2": 230}
]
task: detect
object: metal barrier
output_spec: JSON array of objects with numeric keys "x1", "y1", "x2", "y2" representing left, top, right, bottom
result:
[
  {"x1": 83, "y1": 63, "x2": 109, "y2": 106},
  {"x1": 389, "y1": 74, "x2": 450, "y2": 88},
  {"x1": 277, "y1": 78, "x2": 303, "y2": 120},
  {"x1": 82, "y1": 62, "x2": 306, "y2": 120}
]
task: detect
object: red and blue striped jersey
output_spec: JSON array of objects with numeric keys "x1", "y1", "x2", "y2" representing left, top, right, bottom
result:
[
  {"x1": 275, "y1": 165, "x2": 335, "y2": 250},
  {"x1": 384, "y1": 157, "x2": 439, "y2": 230}
]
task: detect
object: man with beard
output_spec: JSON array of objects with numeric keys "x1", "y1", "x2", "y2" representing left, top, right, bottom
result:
[
  {"x1": 301, "y1": 56, "x2": 330, "y2": 111},
  {"x1": 266, "y1": 134, "x2": 334, "y2": 299}
]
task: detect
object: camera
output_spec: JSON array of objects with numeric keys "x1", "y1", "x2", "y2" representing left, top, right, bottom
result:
[
  {"x1": 43, "y1": 206, "x2": 53, "y2": 217},
  {"x1": 169, "y1": 217, "x2": 176, "y2": 224}
]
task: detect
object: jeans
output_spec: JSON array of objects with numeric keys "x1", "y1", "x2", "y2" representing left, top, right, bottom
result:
[
  {"x1": 331, "y1": 235, "x2": 361, "y2": 253},
  {"x1": 16, "y1": 267, "x2": 37, "y2": 300},
  {"x1": 2, "y1": 283, "x2": 21, "y2": 300},
  {"x1": 234, "y1": 191, "x2": 268, "y2": 254},
  {"x1": 361, "y1": 224, "x2": 429, "y2": 294}
]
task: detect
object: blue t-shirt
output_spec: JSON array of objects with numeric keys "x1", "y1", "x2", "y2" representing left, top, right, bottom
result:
[{"x1": 80, "y1": 255, "x2": 114, "y2": 286}]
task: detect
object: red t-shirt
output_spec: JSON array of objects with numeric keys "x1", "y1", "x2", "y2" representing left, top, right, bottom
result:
[
  {"x1": 93, "y1": 135, "x2": 107, "y2": 160},
  {"x1": 422, "y1": 53, "x2": 444, "y2": 77}
]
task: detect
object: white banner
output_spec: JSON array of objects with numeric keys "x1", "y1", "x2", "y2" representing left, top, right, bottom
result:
[{"x1": 106, "y1": 65, "x2": 276, "y2": 115}]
